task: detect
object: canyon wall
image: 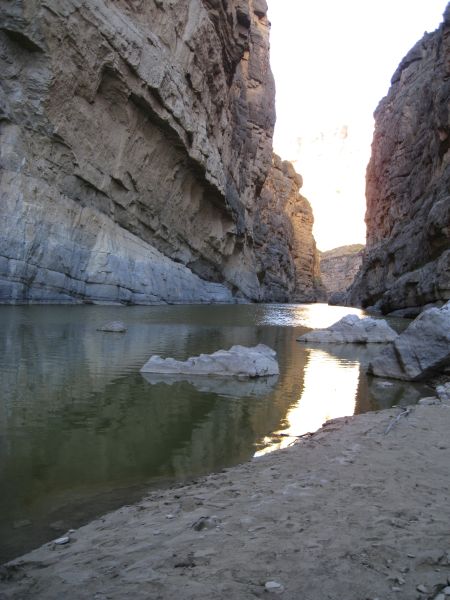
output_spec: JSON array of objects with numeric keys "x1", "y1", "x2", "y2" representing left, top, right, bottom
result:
[
  {"x1": 320, "y1": 244, "x2": 364, "y2": 303},
  {"x1": 0, "y1": 0, "x2": 322, "y2": 304},
  {"x1": 349, "y1": 6, "x2": 450, "y2": 313},
  {"x1": 254, "y1": 155, "x2": 325, "y2": 302}
]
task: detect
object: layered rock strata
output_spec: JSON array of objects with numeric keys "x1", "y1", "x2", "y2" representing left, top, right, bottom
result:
[
  {"x1": 0, "y1": 0, "x2": 321, "y2": 304},
  {"x1": 253, "y1": 154, "x2": 324, "y2": 302},
  {"x1": 349, "y1": 7, "x2": 450, "y2": 313},
  {"x1": 320, "y1": 244, "x2": 364, "y2": 303}
]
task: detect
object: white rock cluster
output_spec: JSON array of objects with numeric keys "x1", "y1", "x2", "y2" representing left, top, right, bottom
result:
[
  {"x1": 297, "y1": 314, "x2": 398, "y2": 344},
  {"x1": 140, "y1": 344, "x2": 279, "y2": 378}
]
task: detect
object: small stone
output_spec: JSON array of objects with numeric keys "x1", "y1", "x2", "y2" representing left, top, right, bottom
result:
[
  {"x1": 166, "y1": 514, "x2": 175, "y2": 519},
  {"x1": 265, "y1": 581, "x2": 284, "y2": 594},
  {"x1": 434, "y1": 594, "x2": 446, "y2": 600},
  {"x1": 442, "y1": 586, "x2": 450, "y2": 594},
  {"x1": 417, "y1": 585, "x2": 428, "y2": 593},
  {"x1": 391, "y1": 587, "x2": 401, "y2": 592},
  {"x1": 97, "y1": 321, "x2": 127, "y2": 333},
  {"x1": 191, "y1": 516, "x2": 221, "y2": 531},
  {"x1": 54, "y1": 536, "x2": 70, "y2": 545}
]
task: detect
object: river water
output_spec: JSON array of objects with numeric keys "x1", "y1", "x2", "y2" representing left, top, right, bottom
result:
[{"x1": 0, "y1": 303, "x2": 431, "y2": 563}]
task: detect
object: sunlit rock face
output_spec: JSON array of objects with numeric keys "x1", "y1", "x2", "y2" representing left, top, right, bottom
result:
[
  {"x1": 253, "y1": 155, "x2": 325, "y2": 302},
  {"x1": 0, "y1": 0, "x2": 311, "y2": 304},
  {"x1": 320, "y1": 245, "x2": 364, "y2": 303},
  {"x1": 349, "y1": 7, "x2": 450, "y2": 314}
]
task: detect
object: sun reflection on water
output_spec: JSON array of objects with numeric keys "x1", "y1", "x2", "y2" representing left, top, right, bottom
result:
[
  {"x1": 291, "y1": 303, "x2": 364, "y2": 329},
  {"x1": 257, "y1": 303, "x2": 364, "y2": 329},
  {"x1": 255, "y1": 347, "x2": 360, "y2": 456}
]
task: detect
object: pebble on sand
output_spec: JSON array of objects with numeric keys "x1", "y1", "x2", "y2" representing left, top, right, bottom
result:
[
  {"x1": 53, "y1": 536, "x2": 70, "y2": 545},
  {"x1": 265, "y1": 581, "x2": 284, "y2": 594}
]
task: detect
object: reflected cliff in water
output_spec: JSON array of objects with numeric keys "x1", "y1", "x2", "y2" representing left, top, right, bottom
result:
[{"x1": 0, "y1": 304, "x2": 432, "y2": 562}]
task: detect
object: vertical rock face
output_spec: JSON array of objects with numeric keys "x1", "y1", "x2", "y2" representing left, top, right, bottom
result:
[
  {"x1": 349, "y1": 6, "x2": 450, "y2": 313},
  {"x1": 253, "y1": 155, "x2": 324, "y2": 302},
  {"x1": 320, "y1": 244, "x2": 364, "y2": 302},
  {"x1": 1, "y1": 0, "x2": 311, "y2": 304}
]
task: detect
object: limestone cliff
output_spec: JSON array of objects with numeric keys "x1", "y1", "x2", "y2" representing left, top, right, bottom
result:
[
  {"x1": 320, "y1": 244, "x2": 364, "y2": 303},
  {"x1": 349, "y1": 6, "x2": 450, "y2": 313},
  {"x1": 254, "y1": 155, "x2": 324, "y2": 302},
  {"x1": 0, "y1": 0, "x2": 323, "y2": 304}
]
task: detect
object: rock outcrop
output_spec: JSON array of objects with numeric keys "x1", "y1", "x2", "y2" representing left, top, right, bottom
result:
[
  {"x1": 368, "y1": 301, "x2": 450, "y2": 381},
  {"x1": 297, "y1": 314, "x2": 398, "y2": 344},
  {"x1": 140, "y1": 343, "x2": 279, "y2": 377},
  {"x1": 320, "y1": 244, "x2": 364, "y2": 303},
  {"x1": 0, "y1": 0, "x2": 322, "y2": 304},
  {"x1": 349, "y1": 7, "x2": 450, "y2": 313},
  {"x1": 253, "y1": 154, "x2": 325, "y2": 302}
]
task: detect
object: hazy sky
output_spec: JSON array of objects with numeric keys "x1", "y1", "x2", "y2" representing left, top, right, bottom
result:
[{"x1": 267, "y1": 0, "x2": 448, "y2": 251}]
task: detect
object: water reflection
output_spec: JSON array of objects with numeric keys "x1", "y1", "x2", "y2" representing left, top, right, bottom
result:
[
  {"x1": 0, "y1": 304, "x2": 433, "y2": 563},
  {"x1": 255, "y1": 348, "x2": 360, "y2": 455},
  {"x1": 257, "y1": 302, "x2": 363, "y2": 328},
  {"x1": 141, "y1": 373, "x2": 279, "y2": 398}
]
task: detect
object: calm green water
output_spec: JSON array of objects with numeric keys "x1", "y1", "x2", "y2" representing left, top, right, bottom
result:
[{"x1": 0, "y1": 303, "x2": 431, "y2": 563}]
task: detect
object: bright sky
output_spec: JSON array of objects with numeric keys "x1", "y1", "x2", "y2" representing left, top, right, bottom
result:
[{"x1": 267, "y1": 0, "x2": 448, "y2": 251}]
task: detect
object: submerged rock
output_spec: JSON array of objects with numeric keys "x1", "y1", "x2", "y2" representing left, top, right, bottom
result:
[
  {"x1": 297, "y1": 314, "x2": 398, "y2": 344},
  {"x1": 368, "y1": 301, "x2": 450, "y2": 381},
  {"x1": 140, "y1": 344, "x2": 279, "y2": 378},
  {"x1": 96, "y1": 321, "x2": 127, "y2": 333}
]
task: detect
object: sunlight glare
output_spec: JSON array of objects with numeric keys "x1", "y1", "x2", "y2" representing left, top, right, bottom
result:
[
  {"x1": 267, "y1": 0, "x2": 449, "y2": 251},
  {"x1": 255, "y1": 348, "x2": 360, "y2": 457}
]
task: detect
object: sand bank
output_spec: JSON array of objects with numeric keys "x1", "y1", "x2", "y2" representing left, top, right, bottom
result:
[{"x1": 1, "y1": 400, "x2": 450, "y2": 600}]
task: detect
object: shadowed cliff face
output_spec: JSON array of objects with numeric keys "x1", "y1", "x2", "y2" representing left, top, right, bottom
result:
[
  {"x1": 0, "y1": 0, "x2": 320, "y2": 304},
  {"x1": 320, "y1": 245, "x2": 364, "y2": 302},
  {"x1": 349, "y1": 6, "x2": 450, "y2": 313},
  {"x1": 254, "y1": 155, "x2": 325, "y2": 302}
]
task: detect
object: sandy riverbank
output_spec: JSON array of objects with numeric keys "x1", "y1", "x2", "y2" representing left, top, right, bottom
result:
[{"x1": 1, "y1": 400, "x2": 450, "y2": 600}]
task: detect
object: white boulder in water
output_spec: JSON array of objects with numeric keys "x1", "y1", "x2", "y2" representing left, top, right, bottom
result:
[
  {"x1": 140, "y1": 344, "x2": 279, "y2": 377},
  {"x1": 96, "y1": 321, "x2": 127, "y2": 333},
  {"x1": 297, "y1": 314, "x2": 398, "y2": 344}
]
